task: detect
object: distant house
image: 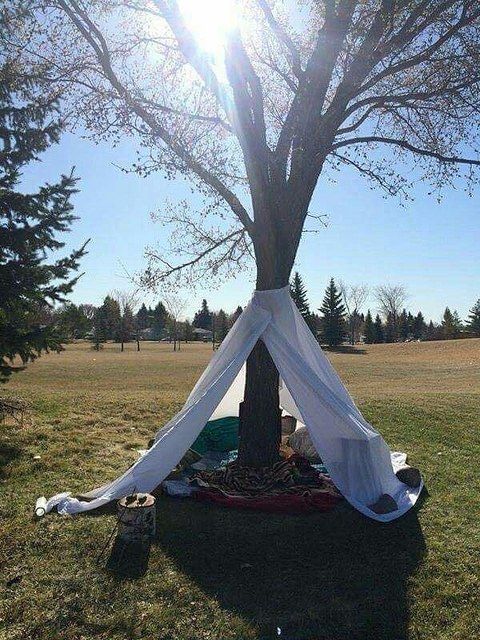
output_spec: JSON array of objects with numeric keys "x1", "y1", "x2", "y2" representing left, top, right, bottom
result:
[{"x1": 193, "y1": 327, "x2": 213, "y2": 342}]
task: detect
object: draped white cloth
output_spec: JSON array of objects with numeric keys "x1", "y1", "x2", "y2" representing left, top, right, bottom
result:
[{"x1": 44, "y1": 286, "x2": 422, "y2": 522}]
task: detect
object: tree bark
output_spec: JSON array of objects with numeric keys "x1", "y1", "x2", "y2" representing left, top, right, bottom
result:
[
  {"x1": 236, "y1": 234, "x2": 292, "y2": 468},
  {"x1": 237, "y1": 338, "x2": 282, "y2": 467}
]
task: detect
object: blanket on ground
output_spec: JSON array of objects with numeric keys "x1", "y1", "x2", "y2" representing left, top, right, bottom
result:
[
  {"x1": 194, "y1": 488, "x2": 340, "y2": 514},
  {"x1": 189, "y1": 454, "x2": 341, "y2": 503}
]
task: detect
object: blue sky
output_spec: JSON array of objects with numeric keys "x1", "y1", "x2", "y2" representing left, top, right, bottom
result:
[{"x1": 21, "y1": 131, "x2": 479, "y2": 323}]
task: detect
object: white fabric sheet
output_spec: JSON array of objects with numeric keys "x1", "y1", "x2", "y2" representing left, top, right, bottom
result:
[{"x1": 43, "y1": 286, "x2": 422, "y2": 522}]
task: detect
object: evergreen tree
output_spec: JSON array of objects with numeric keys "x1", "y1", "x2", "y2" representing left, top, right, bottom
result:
[
  {"x1": 373, "y1": 314, "x2": 384, "y2": 343},
  {"x1": 0, "y1": 63, "x2": 87, "y2": 381},
  {"x1": 384, "y1": 312, "x2": 396, "y2": 343},
  {"x1": 118, "y1": 303, "x2": 134, "y2": 351},
  {"x1": 318, "y1": 278, "x2": 346, "y2": 347},
  {"x1": 230, "y1": 305, "x2": 243, "y2": 327},
  {"x1": 398, "y1": 309, "x2": 410, "y2": 340},
  {"x1": 136, "y1": 303, "x2": 150, "y2": 330},
  {"x1": 215, "y1": 309, "x2": 229, "y2": 343},
  {"x1": 91, "y1": 306, "x2": 107, "y2": 350},
  {"x1": 412, "y1": 312, "x2": 426, "y2": 340},
  {"x1": 193, "y1": 299, "x2": 212, "y2": 330},
  {"x1": 452, "y1": 310, "x2": 463, "y2": 334},
  {"x1": 363, "y1": 310, "x2": 375, "y2": 344},
  {"x1": 98, "y1": 296, "x2": 121, "y2": 340},
  {"x1": 442, "y1": 307, "x2": 462, "y2": 339},
  {"x1": 426, "y1": 320, "x2": 437, "y2": 341},
  {"x1": 166, "y1": 312, "x2": 183, "y2": 351},
  {"x1": 290, "y1": 271, "x2": 316, "y2": 334},
  {"x1": 407, "y1": 311, "x2": 415, "y2": 335},
  {"x1": 152, "y1": 301, "x2": 168, "y2": 339},
  {"x1": 183, "y1": 319, "x2": 194, "y2": 342},
  {"x1": 466, "y1": 299, "x2": 480, "y2": 337},
  {"x1": 57, "y1": 303, "x2": 92, "y2": 340}
]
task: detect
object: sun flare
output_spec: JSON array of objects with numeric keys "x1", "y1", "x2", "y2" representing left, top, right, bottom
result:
[{"x1": 178, "y1": 0, "x2": 237, "y2": 56}]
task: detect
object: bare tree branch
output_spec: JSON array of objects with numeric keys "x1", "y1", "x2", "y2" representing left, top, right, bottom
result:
[
  {"x1": 6, "y1": 0, "x2": 480, "y2": 290},
  {"x1": 57, "y1": 0, "x2": 254, "y2": 233},
  {"x1": 332, "y1": 136, "x2": 480, "y2": 166},
  {"x1": 255, "y1": 0, "x2": 303, "y2": 79}
]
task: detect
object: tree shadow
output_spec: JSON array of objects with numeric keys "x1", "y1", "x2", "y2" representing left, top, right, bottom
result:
[
  {"x1": 153, "y1": 492, "x2": 427, "y2": 639},
  {"x1": 0, "y1": 443, "x2": 22, "y2": 479},
  {"x1": 105, "y1": 537, "x2": 151, "y2": 579},
  {"x1": 323, "y1": 345, "x2": 367, "y2": 355}
]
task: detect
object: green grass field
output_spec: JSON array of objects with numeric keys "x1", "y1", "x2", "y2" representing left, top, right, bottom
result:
[{"x1": 1, "y1": 339, "x2": 479, "y2": 640}]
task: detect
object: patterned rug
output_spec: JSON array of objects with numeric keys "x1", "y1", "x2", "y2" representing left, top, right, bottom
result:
[{"x1": 189, "y1": 454, "x2": 342, "y2": 500}]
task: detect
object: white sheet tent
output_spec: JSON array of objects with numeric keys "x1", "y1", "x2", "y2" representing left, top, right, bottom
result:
[{"x1": 44, "y1": 286, "x2": 422, "y2": 522}]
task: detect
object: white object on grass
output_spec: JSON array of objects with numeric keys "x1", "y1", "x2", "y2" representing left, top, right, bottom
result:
[{"x1": 34, "y1": 496, "x2": 47, "y2": 517}]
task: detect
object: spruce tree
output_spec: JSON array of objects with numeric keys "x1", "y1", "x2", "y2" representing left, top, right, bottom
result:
[
  {"x1": 91, "y1": 307, "x2": 107, "y2": 351},
  {"x1": 152, "y1": 301, "x2": 168, "y2": 339},
  {"x1": 215, "y1": 309, "x2": 229, "y2": 342},
  {"x1": 399, "y1": 309, "x2": 409, "y2": 341},
  {"x1": 412, "y1": 312, "x2": 426, "y2": 340},
  {"x1": 466, "y1": 299, "x2": 480, "y2": 337},
  {"x1": 193, "y1": 299, "x2": 212, "y2": 330},
  {"x1": 452, "y1": 310, "x2": 463, "y2": 335},
  {"x1": 318, "y1": 278, "x2": 346, "y2": 347},
  {"x1": 118, "y1": 303, "x2": 134, "y2": 351},
  {"x1": 290, "y1": 271, "x2": 316, "y2": 334},
  {"x1": 99, "y1": 296, "x2": 121, "y2": 341},
  {"x1": 183, "y1": 320, "x2": 194, "y2": 342},
  {"x1": 0, "y1": 63, "x2": 87, "y2": 381},
  {"x1": 384, "y1": 312, "x2": 396, "y2": 343},
  {"x1": 373, "y1": 314, "x2": 384, "y2": 343},
  {"x1": 136, "y1": 303, "x2": 149, "y2": 330},
  {"x1": 426, "y1": 320, "x2": 437, "y2": 341},
  {"x1": 442, "y1": 307, "x2": 462, "y2": 339},
  {"x1": 407, "y1": 311, "x2": 415, "y2": 335},
  {"x1": 363, "y1": 310, "x2": 375, "y2": 344},
  {"x1": 230, "y1": 306, "x2": 243, "y2": 327},
  {"x1": 57, "y1": 303, "x2": 92, "y2": 340}
]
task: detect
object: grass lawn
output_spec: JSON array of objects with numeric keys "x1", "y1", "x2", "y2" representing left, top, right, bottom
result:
[{"x1": 1, "y1": 339, "x2": 479, "y2": 640}]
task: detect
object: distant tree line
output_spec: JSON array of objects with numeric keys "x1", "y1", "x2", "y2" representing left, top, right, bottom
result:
[
  {"x1": 28, "y1": 276, "x2": 480, "y2": 353},
  {"x1": 289, "y1": 272, "x2": 480, "y2": 347},
  {"x1": 39, "y1": 294, "x2": 244, "y2": 352}
]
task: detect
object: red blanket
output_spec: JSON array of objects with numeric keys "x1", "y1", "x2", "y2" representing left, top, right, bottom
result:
[
  {"x1": 189, "y1": 453, "x2": 342, "y2": 514},
  {"x1": 194, "y1": 488, "x2": 340, "y2": 514}
]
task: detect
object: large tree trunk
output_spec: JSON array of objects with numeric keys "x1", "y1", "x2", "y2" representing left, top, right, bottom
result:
[
  {"x1": 236, "y1": 236, "x2": 292, "y2": 468},
  {"x1": 237, "y1": 338, "x2": 282, "y2": 467}
]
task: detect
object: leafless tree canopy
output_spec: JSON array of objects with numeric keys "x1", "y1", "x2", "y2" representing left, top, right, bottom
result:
[
  {"x1": 162, "y1": 292, "x2": 186, "y2": 322},
  {"x1": 112, "y1": 289, "x2": 139, "y2": 314},
  {"x1": 340, "y1": 282, "x2": 369, "y2": 315},
  {"x1": 375, "y1": 283, "x2": 408, "y2": 320},
  {"x1": 340, "y1": 281, "x2": 369, "y2": 343},
  {"x1": 3, "y1": 0, "x2": 479, "y2": 289},
  {"x1": 163, "y1": 292, "x2": 186, "y2": 350}
]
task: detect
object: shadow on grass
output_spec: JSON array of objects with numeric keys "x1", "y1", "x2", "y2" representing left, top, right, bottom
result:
[
  {"x1": 105, "y1": 537, "x2": 151, "y2": 579},
  {"x1": 322, "y1": 345, "x2": 367, "y2": 355},
  {"x1": 0, "y1": 443, "x2": 22, "y2": 479},
  {"x1": 154, "y1": 494, "x2": 426, "y2": 640}
]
